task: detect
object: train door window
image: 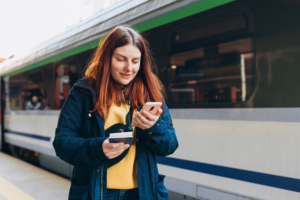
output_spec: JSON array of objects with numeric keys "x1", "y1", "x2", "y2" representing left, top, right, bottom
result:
[
  {"x1": 8, "y1": 81, "x2": 21, "y2": 110},
  {"x1": 168, "y1": 12, "x2": 254, "y2": 108},
  {"x1": 8, "y1": 74, "x2": 23, "y2": 110},
  {"x1": 24, "y1": 70, "x2": 44, "y2": 110},
  {"x1": 55, "y1": 59, "x2": 80, "y2": 109}
]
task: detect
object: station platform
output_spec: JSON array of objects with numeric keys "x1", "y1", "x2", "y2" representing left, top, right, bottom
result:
[{"x1": 0, "y1": 152, "x2": 70, "y2": 200}]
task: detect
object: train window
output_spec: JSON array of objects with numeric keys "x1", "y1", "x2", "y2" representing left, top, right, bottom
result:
[
  {"x1": 168, "y1": 37, "x2": 253, "y2": 108},
  {"x1": 168, "y1": 11, "x2": 253, "y2": 108},
  {"x1": 7, "y1": 53, "x2": 87, "y2": 111},
  {"x1": 8, "y1": 70, "x2": 44, "y2": 110},
  {"x1": 24, "y1": 70, "x2": 45, "y2": 110},
  {"x1": 8, "y1": 64, "x2": 55, "y2": 111}
]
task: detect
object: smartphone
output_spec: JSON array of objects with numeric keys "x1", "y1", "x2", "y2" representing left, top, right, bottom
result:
[{"x1": 140, "y1": 102, "x2": 162, "y2": 115}]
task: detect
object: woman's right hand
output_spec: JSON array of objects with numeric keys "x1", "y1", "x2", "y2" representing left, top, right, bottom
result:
[{"x1": 102, "y1": 139, "x2": 130, "y2": 159}]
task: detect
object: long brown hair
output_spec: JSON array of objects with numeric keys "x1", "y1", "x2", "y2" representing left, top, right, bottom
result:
[{"x1": 84, "y1": 25, "x2": 164, "y2": 119}]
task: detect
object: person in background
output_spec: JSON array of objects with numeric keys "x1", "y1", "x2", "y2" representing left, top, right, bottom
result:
[
  {"x1": 26, "y1": 95, "x2": 41, "y2": 110},
  {"x1": 58, "y1": 93, "x2": 66, "y2": 109},
  {"x1": 39, "y1": 98, "x2": 52, "y2": 110},
  {"x1": 53, "y1": 25, "x2": 178, "y2": 200}
]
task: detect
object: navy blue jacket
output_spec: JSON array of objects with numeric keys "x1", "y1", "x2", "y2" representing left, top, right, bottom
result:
[{"x1": 53, "y1": 77, "x2": 179, "y2": 200}]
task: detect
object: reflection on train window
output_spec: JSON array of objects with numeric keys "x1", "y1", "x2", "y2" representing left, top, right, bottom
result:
[
  {"x1": 169, "y1": 38, "x2": 254, "y2": 107},
  {"x1": 8, "y1": 65, "x2": 55, "y2": 111}
]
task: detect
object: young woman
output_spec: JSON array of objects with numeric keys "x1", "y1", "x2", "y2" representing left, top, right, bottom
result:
[{"x1": 53, "y1": 25, "x2": 178, "y2": 200}]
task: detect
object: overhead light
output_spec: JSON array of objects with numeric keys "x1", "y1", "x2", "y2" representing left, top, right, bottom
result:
[
  {"x1": 187, "y1": 80, "x2": 197, "y2": 84},
  {"x1": 171, "y1": 65, "x2": 177, "y2": 69}
]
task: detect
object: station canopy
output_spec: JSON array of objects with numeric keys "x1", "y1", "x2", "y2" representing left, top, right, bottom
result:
[{"x1": 0, "y1": 0, "x2": 200, "y2": 77}]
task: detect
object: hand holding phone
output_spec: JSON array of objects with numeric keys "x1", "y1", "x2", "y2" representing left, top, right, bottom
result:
[{"x1": 131, "y1": 102, "x2": 162, "y2": 130}]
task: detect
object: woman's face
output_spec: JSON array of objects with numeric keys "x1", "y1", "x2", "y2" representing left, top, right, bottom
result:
[{"x1": 111, "y1": 44, "x2": 141, "y2": 86}]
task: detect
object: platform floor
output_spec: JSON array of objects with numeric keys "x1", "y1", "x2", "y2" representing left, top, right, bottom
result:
[{"x1": 0, "y1": 152, "x2": 70, "y2": 200}]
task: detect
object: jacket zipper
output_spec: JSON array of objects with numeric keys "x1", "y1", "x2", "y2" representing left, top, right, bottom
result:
[{"x1": 100, "y1": 164, "x2": 104, "y2": 200}]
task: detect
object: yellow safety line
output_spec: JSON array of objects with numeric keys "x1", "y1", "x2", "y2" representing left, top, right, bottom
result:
[{"x1": 0, "y1": 176, "x2": 35, "y2": 200}]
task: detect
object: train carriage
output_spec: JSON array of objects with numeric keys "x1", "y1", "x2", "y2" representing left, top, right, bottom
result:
[{"x1": 0, "y1": 0, "x2": 300, "y2": 200}]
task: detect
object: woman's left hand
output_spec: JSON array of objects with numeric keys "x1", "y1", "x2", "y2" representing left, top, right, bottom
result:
[{"x1": 131, "y1": 108, "x2": 162, "y2": 130}]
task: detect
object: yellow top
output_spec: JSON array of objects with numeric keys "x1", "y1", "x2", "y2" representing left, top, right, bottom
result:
[{"x1": 105, "y1": 102, "x2": 138, "y2": 189}]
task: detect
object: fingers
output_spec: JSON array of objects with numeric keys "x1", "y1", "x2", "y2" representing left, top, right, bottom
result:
[
  {"x1": 108, "y1": 142, "x2": 125, "y2": 149},
  {"x1": 106, "y1": 145, "x2": 129, "y2": 159},
  {"x1": 154, "y1": 108, "x2": 162, "y2": 116},
  {"x1": 131, "y1": 108, "x2": 162, "y2": 129},
  {"x1": 104, "y1": 138, "x2": 109, "y2": 143},
  {"x1": 132, "y1": 112, "x2": 153, "y2": 130},
  {"x1": 103, "y1": 141, "x2": 123, "y2": 149},
  {"x1": 132, "y1": 112, "x2": 150, "y2": 126},
  {"x1": 102, "y1": 140, "x2": 130, "y2": 159},
  {"x1": 108, "y1": 144, "x2": 129, "y2": 159},
  {"x1": 109, "y1": 143, "x2": 130, "y2": 152},
  {"x1": 136, "y1": 112, "x2": 152, "y2": 125},
  {"x1": 141, "y1": 110, "x2": 156, "y2": 121},
  {"x1": 131, "y1": 113, "x2": 141, "y2": 127}
]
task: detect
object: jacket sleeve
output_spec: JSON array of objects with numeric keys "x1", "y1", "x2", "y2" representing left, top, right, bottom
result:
[
  {"x1": 53, "y1": 87, "x2": 108, "y2": 166},
  {"x1": 139, "y1": 99, "x2": 179, "y2": 156}
]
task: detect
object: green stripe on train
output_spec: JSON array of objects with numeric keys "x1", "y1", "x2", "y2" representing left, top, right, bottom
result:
[{"x1": 4, "y1": 0, "x2": 234, "y2": 78}]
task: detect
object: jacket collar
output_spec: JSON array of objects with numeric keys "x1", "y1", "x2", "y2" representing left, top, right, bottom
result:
[
  {"x1": 73, "y1": 76, "x2": 90, "y2": 89},
  {"x1": 73, "y1": 76, "x2": 97, "y2": 105},
  {"x1": 74, "y1": 77, "x2": 106, "y2": 134}
]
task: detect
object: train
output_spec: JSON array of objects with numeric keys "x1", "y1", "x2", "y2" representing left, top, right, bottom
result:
[{"x1": 1, "y1": 0, "x2": 300, "y2": 199}]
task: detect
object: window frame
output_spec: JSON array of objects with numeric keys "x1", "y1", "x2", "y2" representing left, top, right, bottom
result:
[{"x1": 166, "y1": 8, "x2": 255, "y2": 109}]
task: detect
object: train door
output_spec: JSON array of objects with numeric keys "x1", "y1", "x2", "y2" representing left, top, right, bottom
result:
[
  {"x1": 0, "y1": 77, "x2": 2, "y2": 151},
  {"x1": 0, "y1": 78, "x2": 5, "y2": 151},
  {"x1": 55, "y1": 58, "x2": 81, "y2": 109}
]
